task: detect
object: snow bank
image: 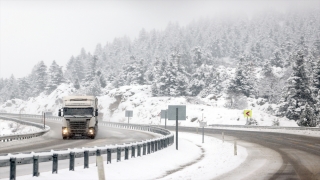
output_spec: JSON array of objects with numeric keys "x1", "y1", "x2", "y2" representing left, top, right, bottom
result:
[{"x1": 10, "y1": 132, "x2": 247, "y2": 180}]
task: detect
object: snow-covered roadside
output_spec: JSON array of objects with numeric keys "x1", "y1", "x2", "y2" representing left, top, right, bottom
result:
[
  {"x1": 0, "y1": 119, "x2": 42, "y2": 136},
  {"x1": 5, "y1": 132, "x2": 247, "y2": 180},
  {"x1": 0, "y1": 84, "x2": 299, "y2": 128}
]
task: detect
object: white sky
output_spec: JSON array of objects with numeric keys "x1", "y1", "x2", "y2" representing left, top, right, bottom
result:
[{"x1": 0, "y1": 0, "x2": 318, "y2": 79}]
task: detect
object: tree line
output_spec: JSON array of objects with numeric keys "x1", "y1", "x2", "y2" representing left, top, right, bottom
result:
[{"x1": 0, "y1": 9, "x2": 319, "y2": 126}]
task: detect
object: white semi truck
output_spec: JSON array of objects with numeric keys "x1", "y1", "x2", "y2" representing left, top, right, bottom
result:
[{"x1": 58, "y1": 96, "x2": 98, "y2": 139}]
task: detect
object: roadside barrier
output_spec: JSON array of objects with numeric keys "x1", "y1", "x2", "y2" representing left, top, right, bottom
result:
[
  {"x1": 0, "y1": 115, "x2": 51, "y2": 142},
  {"x1": 0, "y1": 113, "x2": 174, "y2": 180}
]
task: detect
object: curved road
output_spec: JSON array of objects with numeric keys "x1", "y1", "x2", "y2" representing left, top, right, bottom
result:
[
  {"x1": 0, "y1": 116, "x2": 159, "y2": 154},
  {"x1": 0, "y1": 116, "x2": 160, "y2": 178},
  {"x1": 166, "y1": 126, "x2": 320, "y2": 180}
]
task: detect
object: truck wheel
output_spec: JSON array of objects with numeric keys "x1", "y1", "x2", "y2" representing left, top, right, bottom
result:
[{"x1": 63, "y1": 136, "x2": 67, "y2": 140}]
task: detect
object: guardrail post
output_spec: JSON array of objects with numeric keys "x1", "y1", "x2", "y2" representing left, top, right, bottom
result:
[
  {"x1": 33, "y1": 155, "x2": 39, "y2": 177},
  {"x1": 84, "y1": 150, "x2": 89, "y2": 168},
  {"x1": 107, "y1": 149, "x2": 111, "y2": 164},
  {"x1": 151, "y1": 141, "x2": 154, "y2": 153},
  {"x1": 52, "y1": 153, "x2": 58, "y2": 174},
  {"x1": 10, "y1": 157, "x2": 16, "y2": 180},
  {"x1": 137, "y1": 144, "x2": 141, "y2": 157},
  {"x1": 69, "y1": 152, "x2": 75, "y2": 171},
  {"x1": 117, "y1": 147, "x2": 121, "y2": 162},
  {"x1": 125, "y1": 147, "x2": 129, "y2": 160},
  {"x1": 131, "y1": 146, "x2": 135, "y2": 158},
  {"x1": 157, "y1": 140, "x2": 160, "y2": 150},
  {"x1": 155, "y1": 140, "x2": 158, "y2": 152},
  {"x1": 147, "y1": 142, "x2": 151, "y2": 154},
  {"x1": 143, "y1": 143, "x2": 146, "y2": 155}
]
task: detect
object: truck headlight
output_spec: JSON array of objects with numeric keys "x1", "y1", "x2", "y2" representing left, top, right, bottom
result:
[
  {"x1": 63, "y1": 128, "x2": 68, "y2": 134},
  {"x1": 89, "y1": 128, "x2": 94, "y2": 134}
]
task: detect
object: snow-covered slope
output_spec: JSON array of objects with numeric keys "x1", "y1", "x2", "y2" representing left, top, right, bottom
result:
[{"x1": 0, "y1": 83, "x2": 298, "y2": 127}]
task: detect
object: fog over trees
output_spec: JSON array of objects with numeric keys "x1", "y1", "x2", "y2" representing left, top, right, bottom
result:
[{"x1": 1, "y1": 9, "x2": 320, "y2": 126}]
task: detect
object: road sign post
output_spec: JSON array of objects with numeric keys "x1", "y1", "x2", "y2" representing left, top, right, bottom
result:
[
  {"x1": 176, "y1": 108, "x2": 178, "y2": 150},
  {"x1": 243, "y1": 110, "x2": 252, "y2": 125},
  {"x1": 161, "y1": 110, "x2": 168, "y2": 129},
  {"x1": 168, "y1": 105, "x2": 186, "y2": 150},
  {"x1": 199, "y1": 122, "x2": 207, "y2": 143},
  {"x1": 125, "y1": 110, "x2": 133, "y2": 124}
]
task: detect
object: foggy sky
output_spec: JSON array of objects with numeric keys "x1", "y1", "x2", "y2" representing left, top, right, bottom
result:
[{"x1": 0, "y1": 0, "x2": 318, "y2": 79}]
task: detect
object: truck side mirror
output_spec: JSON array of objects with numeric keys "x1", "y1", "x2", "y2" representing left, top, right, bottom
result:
[
  {"x1": 95, "y1": 110, "x2": 98, "y2": 117},
  {"x1": 58, "y1": 109, "x2": 61, "y2": 117}
]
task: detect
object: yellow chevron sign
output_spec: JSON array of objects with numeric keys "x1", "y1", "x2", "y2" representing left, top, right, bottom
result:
[{"x1": 243, "y1": 110, "x2": 252, "y2": 118}]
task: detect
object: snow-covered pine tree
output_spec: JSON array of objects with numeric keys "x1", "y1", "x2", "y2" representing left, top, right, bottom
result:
[
  {"x1": 311, "y1": 58, "x2": 320, "y2": 96},
  {"x1": 227, "y1": 56, "x2": 254, "y2": 97},
  {"x1": 281, "y1": 50, "x2": 316, "y2": 121},
  {"x1": 83, "y1": 54, "x2": 97, "y2": 86},
  {"x1": 96, "y1": 70, "x2": 107, "y2": 88},
  {"x1": 129, "y1": 58, "x2": 146, "y2": 85},
  {"x1": 258, "y1": 60, "x2": 282, "y2": 103},
  {"x1": 74, "y1": 79, "x2": 80, "y2": 89},
  {"x1": 33, "y1": 61, "x2": 48, "y2": 95},
  {"x1": 188, "y1": 68, "x2": 205, "y2": 96},
  {"x1": 46, "y1": 60, "x2": 63, "y2": 93},
  {"x1": 18, "y1": 77, "x2": 31, "y2": 100},
  {"x1": 270, "y1": 49, "x2": 284, "y2": 68},
  {"x1": 298, "y1": 103, "x2": 317, "y2": 127}
]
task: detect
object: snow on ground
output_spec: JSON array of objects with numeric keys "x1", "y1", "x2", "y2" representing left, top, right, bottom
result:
[
  {"x1": 4, "y1": 132, "x2": 247, "y2": 180},
  {"x1": 0, "y1": 119, "x2": 42, "y2": 136},
  {"x1": 0, "y1": 83, "x2": 299, "y2": 128}
]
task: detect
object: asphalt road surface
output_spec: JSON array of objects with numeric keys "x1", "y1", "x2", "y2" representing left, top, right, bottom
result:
[
  {"x1": 0, "y1": 116, "x2": 160, "y2": 178},
  {"x1": 166, "y1": 126, "x2": 320, "y2": 180}
]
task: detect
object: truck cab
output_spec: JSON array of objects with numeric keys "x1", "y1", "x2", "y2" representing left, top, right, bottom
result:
[{"x1": 59, "y1": 96, "x2": 98, "y2": 139}]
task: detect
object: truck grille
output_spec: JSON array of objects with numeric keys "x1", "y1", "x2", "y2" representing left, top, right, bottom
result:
[{"x1": 68, "y1": 120, "x2": 89, "y2": 134}]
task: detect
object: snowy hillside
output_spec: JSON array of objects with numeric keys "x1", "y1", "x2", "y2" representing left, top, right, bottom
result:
[{"x1": 0, "y1": 82, "x2": 298, "y2": 127}]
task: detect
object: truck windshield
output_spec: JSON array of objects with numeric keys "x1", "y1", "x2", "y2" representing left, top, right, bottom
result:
[{"x1": 63, "y1": 108, "x2": 93, "y2": 116}]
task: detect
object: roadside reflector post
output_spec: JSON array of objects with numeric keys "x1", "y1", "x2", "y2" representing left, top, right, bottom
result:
[
  {"x1": 222, "y1": 132, "x2": 224, "y2": 143},
  {"x1": 33, "y1": 155, "x2": 39, "y2": 177},
  {"x1": 234, "y1": 141, "x2": 237, "y2": 156},
  {"x1": 96, "y1": 156, "x2": 105, "y2": 180},
  {"x1": 69, "y1": 152, "x2": 75, "y2": 171},
  {"x1": 96, "y1": 149, "x2": 101, "y2": 166},
  {"x1": 44, "y1": 112, "x2": 46, "y2": 130},
  {"x1": 202, "y1": 126, "x2": 204, "y2": 143},
  {"x1": 52, "y1": 153, "x2": 58, "y2": 174}
]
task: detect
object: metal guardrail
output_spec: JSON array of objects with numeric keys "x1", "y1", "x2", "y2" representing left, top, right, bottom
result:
[
  {"x1": 0, "y1": 115, "x2": 51, "y2": 142},
  {"x1": 209, "y1": 124, "x2": 320, "y2": 131},
  {"x1": 0, "y1": 113, "x2": 174, "y2": 180}
]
